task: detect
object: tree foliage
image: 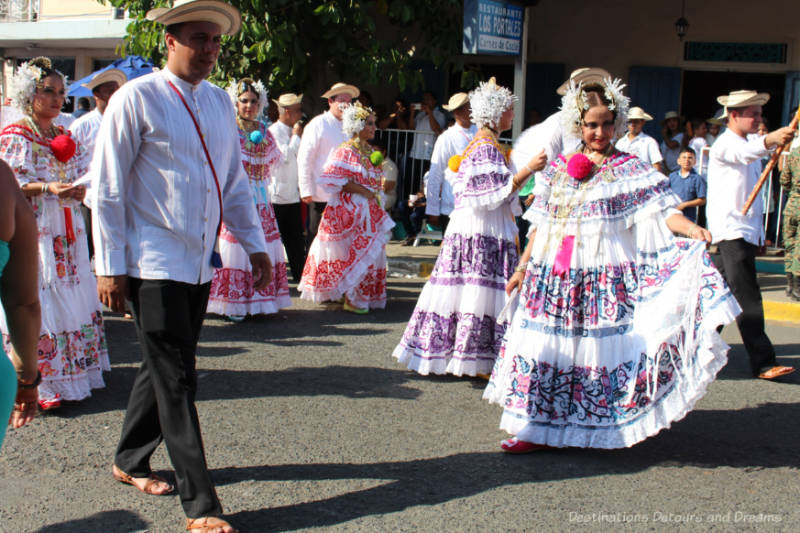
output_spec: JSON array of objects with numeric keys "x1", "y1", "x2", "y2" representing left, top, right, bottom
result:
[{"x1": 103, "y1": 0, "x2": 463, "y2": 98}]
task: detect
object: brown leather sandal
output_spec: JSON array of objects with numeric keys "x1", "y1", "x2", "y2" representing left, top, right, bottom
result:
[
  {"x1": 185, "y1": 516, "x2": 238, "y2": 533},
  {"x1": 112, "y1": 464, "x2": 175, "y2": 496},
  {"x1": 757, "y1": 366, "x2": 795, "y2": 380}
]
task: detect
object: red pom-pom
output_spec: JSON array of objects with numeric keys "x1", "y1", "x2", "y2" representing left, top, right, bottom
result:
[
  {"x1": 566, "y1": 153, "x2": 594, "y2": 180},
  {"x1": 50, "y1": 134, "x2": 76, "y2": 163}
]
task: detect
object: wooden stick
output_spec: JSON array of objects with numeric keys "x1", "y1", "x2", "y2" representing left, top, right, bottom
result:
[{"x1": 742, "y1": 104, "x2": 800, "y2": 215}]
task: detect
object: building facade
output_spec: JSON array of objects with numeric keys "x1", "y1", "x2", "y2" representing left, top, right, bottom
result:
[{"x1": 0, "y1": 0, "x2": 127, "y2": 105}]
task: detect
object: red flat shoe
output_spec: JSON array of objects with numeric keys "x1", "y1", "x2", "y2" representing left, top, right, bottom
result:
[
  {"x1": 500, "y1": 437, "x2": 550, "y2": 453},
  {"x1": 757, "y1": 366, "x2": 795, "y2": 380},
  {"x1": 38, "y1": 395, "x2": 61, "y2": 411}
]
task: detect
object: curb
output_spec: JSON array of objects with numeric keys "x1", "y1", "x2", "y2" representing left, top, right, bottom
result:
[{"x1": 763, "y1": 300, "x2": 800, "y2": 324}]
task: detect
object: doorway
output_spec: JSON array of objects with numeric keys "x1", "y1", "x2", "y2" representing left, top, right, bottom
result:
[{"x1": 681, "y1": 70, "x2": 785, "y2": 129}]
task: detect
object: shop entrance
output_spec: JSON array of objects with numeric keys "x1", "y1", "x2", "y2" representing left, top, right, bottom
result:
[{"x1": 681, "y1": 70, "x2": 786, "y2": 128}]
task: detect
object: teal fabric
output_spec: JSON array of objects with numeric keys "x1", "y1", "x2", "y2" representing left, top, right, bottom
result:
[
  {"x1": 0, "y1": 240, "x2": 16, "y2": 449},
  {"x1": 0, "y1": 240, "x2": 7, "y2": 277}
]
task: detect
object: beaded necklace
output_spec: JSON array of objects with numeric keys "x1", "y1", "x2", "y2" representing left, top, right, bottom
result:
[
  {"x1": 541, "y1": 146, "x2": 620, "y2": 262},
  {"x1": 236, "y1": 115, "x2": 259, "y2": 134},
  {"x1": 25, "y1": 116, "x2": 67, "y2": 181},
  {"x1": 345, "y1": 138, "x2": 380, "y2": 190}
]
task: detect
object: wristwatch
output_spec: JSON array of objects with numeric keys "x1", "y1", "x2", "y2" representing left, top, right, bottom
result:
[{"x1": 18, "y1": 370, "x2": 41, "y2": 389}]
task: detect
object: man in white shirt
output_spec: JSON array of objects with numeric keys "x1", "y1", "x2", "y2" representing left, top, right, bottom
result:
[
  {"x1": 707, "y1": 89, "x2": 795, "y2": 381},
  {"x1": 269, "y1": 92, "x2": 306, "y2": 283},
  {"x1": 70, "y1": 68, "x2": 127, "y2": 160},
  {"x1": 424, "y1": 92, "x2": 476, "y2": 233},
  {"x1": 407, "y1": 91, "x2": 446, "y2": 195},
  {"x1": 91, "y1": 3, "x2": 270, "y2": 531},
  {"x1": 297, "y1": 82, "x2": 358, "y2": 240},
  {"x1": 69, "y1": 68, "x2": 127, "y2": 256},
  {"x1": 615, "y1": 106, "x2": 664, "y2": 172}
]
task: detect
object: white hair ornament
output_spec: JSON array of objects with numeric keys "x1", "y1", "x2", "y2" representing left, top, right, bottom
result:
[
  {"x1": 227, "y1": 78, "x2": 268, "y2": 117},
  {"x1": 560, "y1": 77, "x2": 629, "y2": 140},
  {"x1": 469, "y1": 77, "x2": 516, "y2": 129},
  {"x1": 341, "y1": 102, "x2": 372, "y2": 138},
  {"x1": 10, "y1": 58, "x2": 69, "y2": 113}
]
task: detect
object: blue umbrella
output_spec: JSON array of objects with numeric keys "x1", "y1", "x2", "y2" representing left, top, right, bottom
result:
[{"x1": 67, "y1": 55, "x2": 155, "y2": 97}]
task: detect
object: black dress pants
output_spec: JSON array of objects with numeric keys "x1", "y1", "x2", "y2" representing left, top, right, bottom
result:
[
  {"x1": 114, "y1": 278, "x2": 222, "y2": 519},
  {"x1": 712, "y1": 239, "x2": 777, "y2": 374},
  {"x1": 307, "y1": 201, "x2": 327, "y2": 242},
  {"x1": 273, "y1": 202, "x2": 307, "y2": 283}
]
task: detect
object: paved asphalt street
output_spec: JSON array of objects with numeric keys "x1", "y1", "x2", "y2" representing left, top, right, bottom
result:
[{"x1": 1, "y1": 247, "x2": 799, "y2": 532}]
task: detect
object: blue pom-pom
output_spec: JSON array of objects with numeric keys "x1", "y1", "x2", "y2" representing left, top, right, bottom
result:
[{"x1": 249, "y1": 130, "x2": 263, "y2": 144}]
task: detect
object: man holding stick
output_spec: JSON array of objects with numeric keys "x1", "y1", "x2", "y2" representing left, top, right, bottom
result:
[
  {"x1": 92, "y1": 1, "x2": 270, "y2": 531},
  {"x1": 707, "y1": 90, "x2": 795, "y2": 381}
]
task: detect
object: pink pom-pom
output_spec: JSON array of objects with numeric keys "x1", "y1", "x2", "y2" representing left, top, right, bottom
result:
[
  {"x1": 566, "y1": 153, "x2": 594, "y2": 180},
  {"x1": 50, "y1": 134, "x2": 76, "y2": 163}
]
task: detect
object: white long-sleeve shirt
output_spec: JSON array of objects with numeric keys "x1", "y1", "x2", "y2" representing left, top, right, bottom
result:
[
  {"x1": 615, "y1": 132, "x2": 663, "y2": 167},
  {"x1": 512, "y1": 112, "x2": 581, "y2": 187},
  {"x1": 91, "y1": 67, "x2": 266, "y2": 284},
  {"x1": 409, "y1": 108, "x2": 446, "y2": 160},
  {"x1": 297, "y1": 110, "x2": 347, "y2": 202},
  {"x1": 69, "y1": 108, "x2": 102, "y2": 157},
  {"x1": 69, "y1": 108, "x2": 104, "y2": 207},
  {"x1": 268, "y1": 120, "x2": 301, "y2": 204},
  {"x1": 707, "y1": 128, "x2": 771, "y2": 245},
  {"x1": 425, "y1": 123, "x2": 477, "y2": 216}
]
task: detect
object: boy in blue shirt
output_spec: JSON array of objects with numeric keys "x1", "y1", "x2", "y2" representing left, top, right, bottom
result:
[{"x1": 669, "y1": 147, "x2": 707, "y2": 222}]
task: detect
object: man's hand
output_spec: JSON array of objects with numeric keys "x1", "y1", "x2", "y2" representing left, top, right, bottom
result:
[
  {"x1": 68, "y1": 185, "x2": 86, "y2": 201},
  {"x1": 250, "y1": 252, "x2": 272, "y2": 291},
  {"x1": 765, "y1": 126, "x2": 796, "y2": 149},
  {"x1": 301, "y1": 196, "x2": 313, "y2": 205},
  {"x1": 427, "y1": 215, "x2": 440, "y2": 226},
  {"x1": 97, "y1": 275, "x2": 129, "y2": 313}
]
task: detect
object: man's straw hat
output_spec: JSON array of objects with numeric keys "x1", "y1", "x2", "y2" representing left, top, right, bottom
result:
[
  {"x1": 717, "y1": 90, "x2": 770, "y2": 110},
  {"x1": 321, "y1": 83, "x2": 360, "y2": 99},
  {"x1": 273, "y1": 93, "x2": 303, "y2": 107},
  {"x1": 442, "y1": 92, "x2": 469, "y2": 111},
  {"x1": 556, "y1": 67, "x2": 612, "y2": 96},
  {"x1": 146, "y1": 0, "x2": 242, "y2": 36},
  {"x1": 627, "y1": 106, "x2": 653, "y2": 121},
  {"x1": 82, "y1": 68, "x2": 127, "y2": 91}
]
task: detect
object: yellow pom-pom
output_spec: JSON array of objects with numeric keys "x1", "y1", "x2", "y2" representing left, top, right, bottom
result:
[{"x1": 448, "y1": 154, "x2": 463, "y2": 172}]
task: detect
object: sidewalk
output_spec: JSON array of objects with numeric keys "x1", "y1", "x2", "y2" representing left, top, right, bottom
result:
[{"x1": 386, "y1": 240, "x2": 800, "y2": 324}]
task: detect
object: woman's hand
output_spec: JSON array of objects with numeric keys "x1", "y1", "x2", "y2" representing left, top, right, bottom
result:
[
  {"x1": 690, "y1": 225, "x2": 712, "y2": 243},
  {"x1": 527, "y1": 149, "x2": 548, "y2": 172},
  {"x1": 49, "y1": 182, "x2": 75, "y2": 199},
  {"x1": 506, "y1": 271, "x2": 524, "y2": 295},
  {"x1": 10, "y1": 385, "x2": 37, "y2": 429}
]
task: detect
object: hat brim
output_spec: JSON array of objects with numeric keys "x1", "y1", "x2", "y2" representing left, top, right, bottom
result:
[
  {"x1": 556, "y1": 67, "x2": 611, "y2": 96},
  {"x1": 717, "y1": 93, "x2": 770, "y2": 109},
  {"x1": 628, "y1": 113, "x2": 653, "y2": 121},
  {"x1": 147, "y1": 1, "x2": 242, "y2": 36},
  {"x1": 443, "y1": 100, "x2": 469, "y2": 111},
  {"x1": 273, "y1": 95, "x2": 304, "y2": 107},
  {"x1": 82, "y1": 69, "x2": 128, "y2": 91},
  {"x1": 321, "y1": 85, "x2": 360, "y2": 99}
]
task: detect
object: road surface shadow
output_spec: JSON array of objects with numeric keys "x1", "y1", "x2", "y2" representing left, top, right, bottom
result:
[
  {"x1": 215, "y1": 401, "x2": 800, "y2": 531},
  {"x1": 716, "y1": 342, "x2": 800, "y2": 382},
  {"x1": 48, "y1": 364, "x2": 423, "y2": 418},
  {"x1": 34, "y1": 510, "x2": 148, "y2": 533}
]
